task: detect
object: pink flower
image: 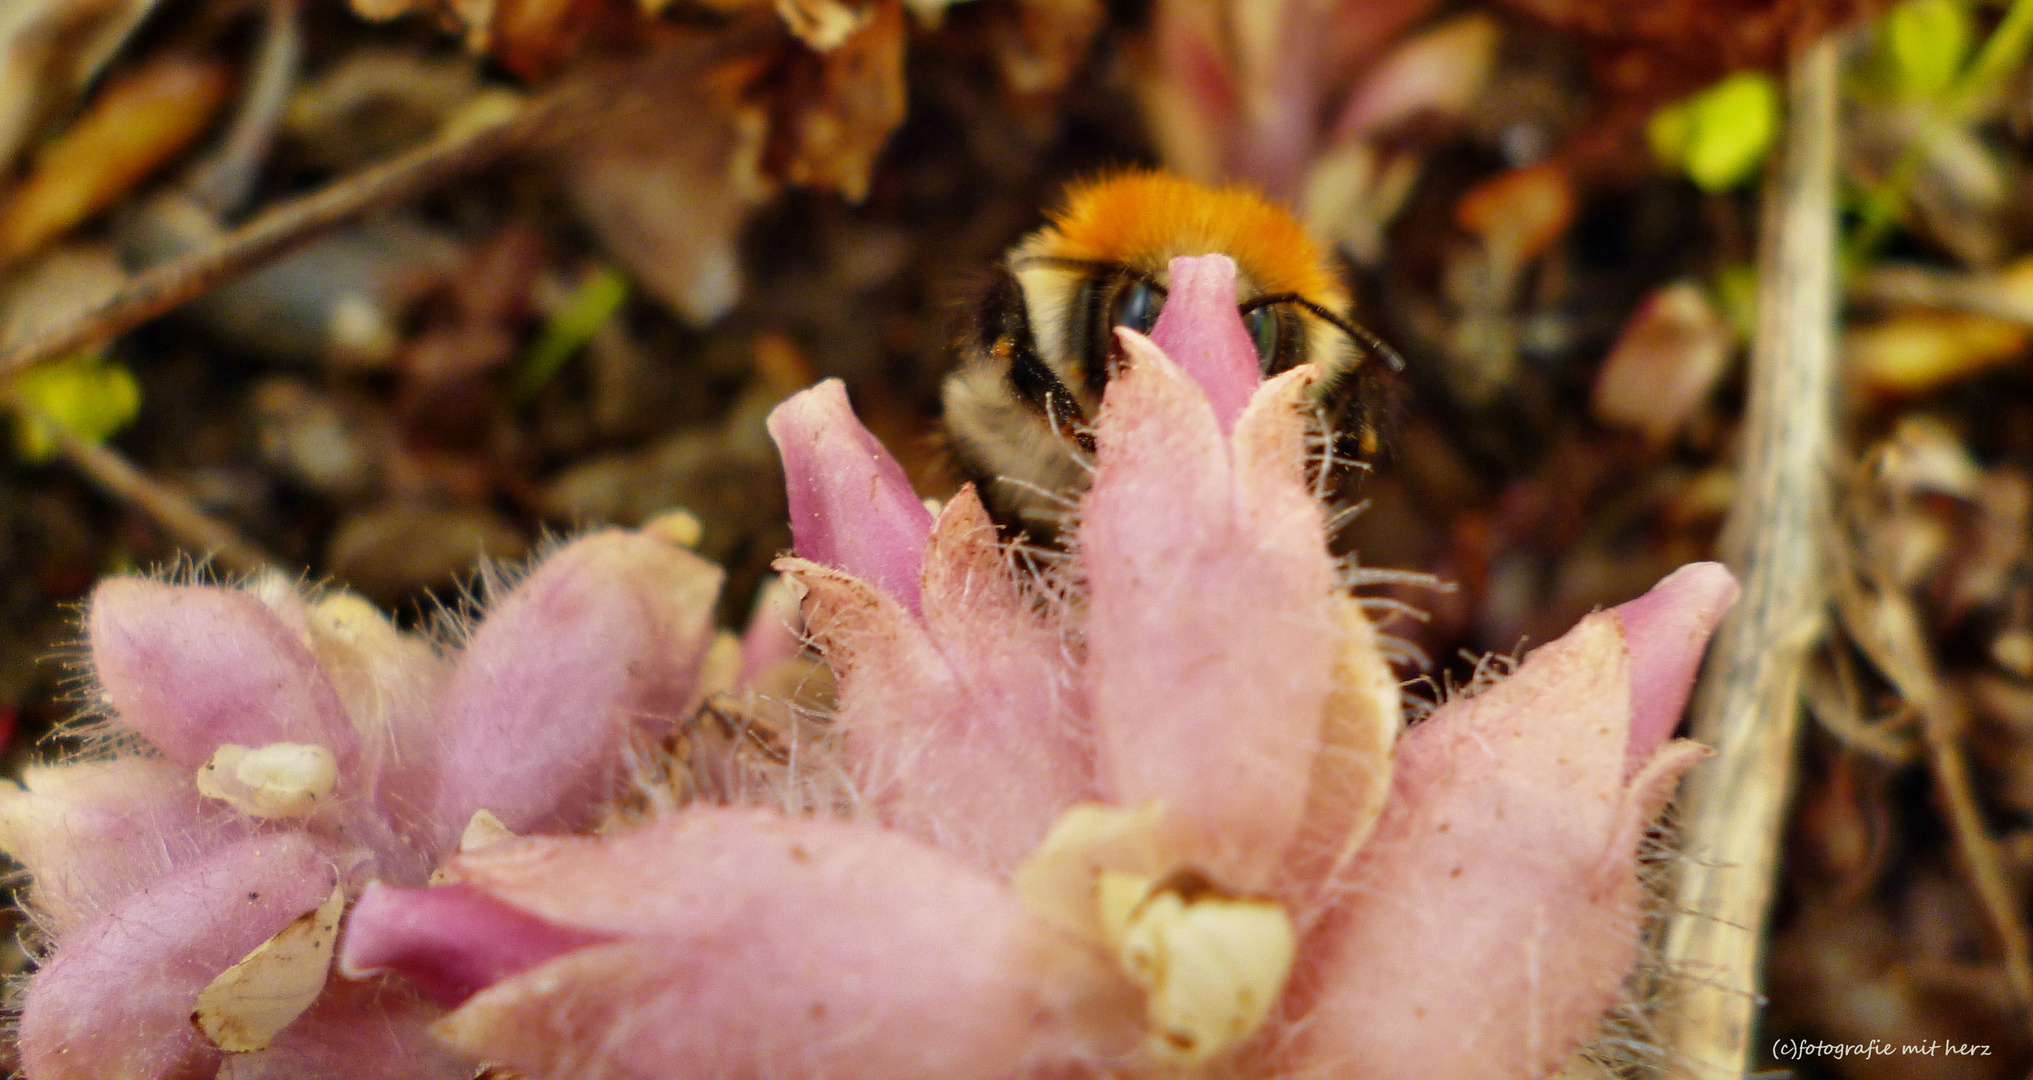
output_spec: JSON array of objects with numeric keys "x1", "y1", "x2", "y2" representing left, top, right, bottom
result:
[
  {"x1": 342, "y1": 255, "x2": 1738, "y2": 1080},
  {"x1": 1, "y1": 530, "x2": 723, "y2": 1080}
]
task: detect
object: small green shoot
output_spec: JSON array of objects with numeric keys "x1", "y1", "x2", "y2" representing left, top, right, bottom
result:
[
  {"x1": 1846, "y1": 0, "x2": 2033, "y2": 267},
  {"x1": 509, "y1": 265, "x2": 629, "y2": 406},
  {"x1": 1951, "y1": 0, "x2": 2033, "y2": 113}
]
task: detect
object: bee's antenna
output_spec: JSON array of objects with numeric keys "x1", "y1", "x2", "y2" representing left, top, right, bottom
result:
[{"x1": 1241, "y1": 293, "x2": 1405, "y2": 372}]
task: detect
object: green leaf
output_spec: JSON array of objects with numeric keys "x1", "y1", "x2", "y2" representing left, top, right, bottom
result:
[
  {"x1": 11, "y1": 353, "x2": 142, "y2": 462},
  {"x1": 1885, "y1": 0, "x2": 1974, "y2": 100},
  {"x1": 509, "y1": 265, "x2": 630, "y2": 406},
  {"x1": 1682, "y1": 72, "x2": 1781, "y2": 193}
]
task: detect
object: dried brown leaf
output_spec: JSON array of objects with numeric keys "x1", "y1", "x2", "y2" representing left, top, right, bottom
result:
[
  {"x1": 1591, "y1": 280, "x2": 1735, "y2": 447},
  {"x1": 720, "y1": 0, "x2": 906, "y2": 201},
  {"x1": 0, "y1": 0, "x2": 160, "y2": 172},
  {"x1": 0, "y1": 55, "x2": 234, "y2": 267},
  {"x1": 563, "y1": 66, "x2": 754, "y2": 324},
  {"x1": 991, "y1": 0, "x2": 1105, "y2": 97},
  {"x1": 1846, "y1": 310, "x2": 2030, "y2": 399}
]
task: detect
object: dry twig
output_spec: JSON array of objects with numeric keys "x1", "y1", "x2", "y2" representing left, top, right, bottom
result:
[
  {"x1": 6, "y1": 395, "x2": 278, "y2": 574},
  {"x1": 1652, "y1": 36, "x2": 1842, "y2": 1079}
]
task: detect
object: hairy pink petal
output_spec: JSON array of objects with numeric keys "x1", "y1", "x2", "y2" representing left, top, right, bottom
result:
[
  {"x1": 1611, "y1": 561, "x2": 1739, "y2": 769},
  {"x1": 1294, "y1": 585, "x2": 1723, "y2": 1080},
  {"x1": 18, "y1": 831, "x2": 337, "y2": 1080},
  {"x1": 0, "y1": 758, "x2": 242, "y2": 937},
  {"x1": 425, "y1": 809, "x2": 1139, "y2": 1080},
  {"x1": 783, "y1": 487, "x2": 1092, "y2": 873},
  {"x1": 1147, "y1": 255, "x2": 1260, "y2": 432},
  {"x1": 1083, "y1": 334, "x2": 1336, "y2": 889},
  {"x1": 426, "y1": 532, "x2": 721, "y2": 852},
  {"x1": 913, "y1": 488, "x2": 1094, "y2": 865},
  {"x1": 768, "y1": 379, "x2": 934, "y2": 614},
  {"x1": 777, "y1": 556, "x2": 957, "y2": 801},
  {"x1": 88, "y1": 579, "x2": 358, "y2": 770},
  {"x1": 1276, "y1": 595, "x2": 1402, "y2": 910},
  {"x1": 341, "y1": 883, "x2": 614, "y2": 1004}
]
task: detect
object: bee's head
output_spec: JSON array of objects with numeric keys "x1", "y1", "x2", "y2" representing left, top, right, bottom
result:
[
  {"x1": 941, "y1": 170, "x2": 1400, "y2": 541},
  {"x1": 1006, "y1": 171, "x2": 1394, "y2": 393}
]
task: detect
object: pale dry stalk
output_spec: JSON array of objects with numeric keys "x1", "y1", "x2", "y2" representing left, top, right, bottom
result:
[{"x1": 1650, "y1": 35, "x2": 1841, "y2": 1080}]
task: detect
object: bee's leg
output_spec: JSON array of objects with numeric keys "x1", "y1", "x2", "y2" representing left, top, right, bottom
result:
[
  {"x1": 1310, "y1": 355, "x2": 1403, "y2": 474},
  {"x1": 978, "y1": 265, "x2": 1095, "y2": 455},
  {"x1": 941, "y1": 267, "x2": 1100, "y2": 543}
]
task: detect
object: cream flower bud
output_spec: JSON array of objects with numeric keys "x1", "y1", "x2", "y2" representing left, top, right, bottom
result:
[
  {"x1": 1100, "y1": 870, "x2": 1296, "y2": 1064},
  {"x1": 196, "y1": 743, "x2": 338, "y2": 820}
]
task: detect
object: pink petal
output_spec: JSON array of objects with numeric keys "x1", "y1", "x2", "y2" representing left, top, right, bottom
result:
[
  {"x1": 1291, "y1": 602, "x2": 1715, "y2": 1080},
  {"x1": 783, "y1": 486, "x2": 1093, "y2": 873},
  {"x1": 914, "y1": 489, "x2": 1095, "y2": 861},
  {"x1": 1610, "y1": 561, "x2": 1739, "y2": 769},
  {"x1": 1082, "y1": 335, "x2": 1337, "y2": 889},
  {"x1": 341, "y1": 882, "x2": 614, "y2": 1004},
  {"x1": 417, "y1": 809, "x2": 1140, "y2": 1080},
  {"x1": 18, "y1": 831, "x2": 338, "y2": 1080},
  {"x1": 0, "y1": 758, "x2": 241, "y2": 937},
  {"x1": 88, "y1": 578, "x2": 358, "y2": 770},
  {"x1": 767, "y1": 379, "x2": 934, "y2": 614},
  {"x1": 1229, "y1": 13, "x2": 1324, "y2": 196},
  {"x1": 425, "y1": 532, "x2": 721, "y2": 853},
  {"x1": 1146, "y1": 255, "x2": 1261, "y2": 432}
]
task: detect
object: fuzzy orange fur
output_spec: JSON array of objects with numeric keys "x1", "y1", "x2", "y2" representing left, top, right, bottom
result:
[{"x1": 1019, "y1": 171, "x2": 1346, "y2": 306}]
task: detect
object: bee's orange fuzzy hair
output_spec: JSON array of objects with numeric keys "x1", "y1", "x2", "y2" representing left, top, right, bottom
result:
[{"x1": 1021, "y1": 171, "x2": 1346, "y2": 306}]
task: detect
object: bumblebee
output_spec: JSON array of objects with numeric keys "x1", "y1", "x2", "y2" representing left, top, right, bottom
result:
[{"x1": 941, "y1": 170, "x2": 1398, "y2": 538}]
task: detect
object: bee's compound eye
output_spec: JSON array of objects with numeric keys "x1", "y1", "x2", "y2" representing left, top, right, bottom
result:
[
  {"x1": 1112, "y1": 281, "x2": 1161, "y2": 335},
  {"x1": 1247, "y1": 306, "x2": 1281, "y2": 370}
]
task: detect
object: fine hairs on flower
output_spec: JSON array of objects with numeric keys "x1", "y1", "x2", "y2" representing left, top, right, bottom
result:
[{"x1": 0, "y1": 252, "x2": 1739, "y2": 1080}]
